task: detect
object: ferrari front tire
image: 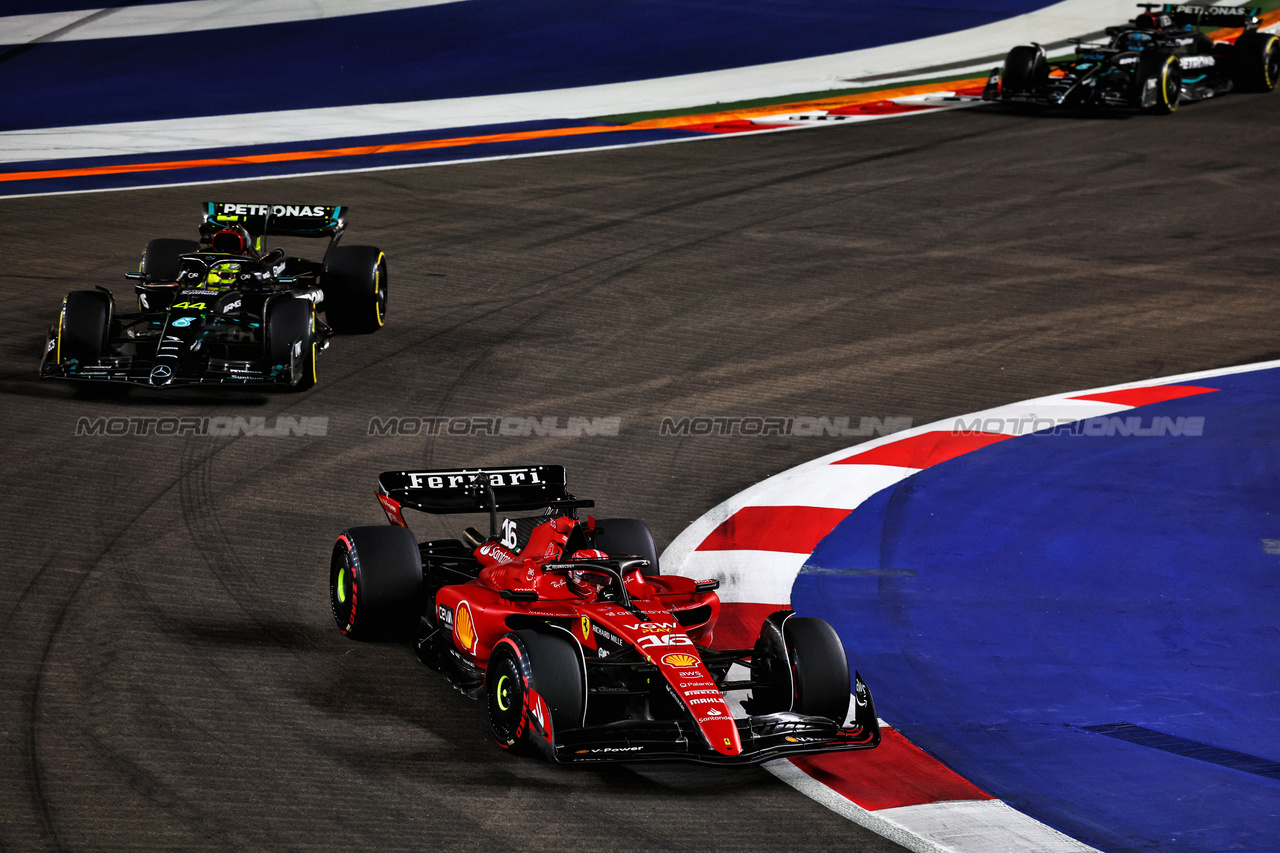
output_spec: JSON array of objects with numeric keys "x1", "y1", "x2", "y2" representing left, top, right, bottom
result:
[
  {"x1": 749, "y1": 612, "x2": 851, "y2": 722},
  {"x1": 485, "y1": 630, "x2": 585, "y2": 756},
  {"x1": 785, "y1": 617, "x2": 852, "y2": 723},
  {"x1": 330, "y1": 526, "x2": 423, "y2": 639},
  {"x1": 485, "y1": 639, "x2": 534, "y2": 752}
]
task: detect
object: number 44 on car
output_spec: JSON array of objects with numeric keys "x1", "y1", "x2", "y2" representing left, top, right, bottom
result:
[{"x1": 41, "y1": 201, "x2": 388, "y2": 391}]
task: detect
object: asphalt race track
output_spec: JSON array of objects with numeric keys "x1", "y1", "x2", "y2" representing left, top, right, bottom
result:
[{"x1": 3, "y1": 94, "x2": 1279, "y2": 851}]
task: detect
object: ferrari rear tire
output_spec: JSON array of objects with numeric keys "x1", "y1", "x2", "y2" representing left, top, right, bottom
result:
[
  {"x1": 330, "y1": 526, "x2": 423, "y2": 639},
  {"x1": 323, "y1": 245, "x2": 387, "y2": 334},
  {"x1": 1140, "y1": 53, "x2": 1180, "y2": 114},
  {"x1": 485, "y1": 630, "x2": 585, "y2": 755},
  {"x1": 140, "y1": 238, "x2": 200, "y2": 282},
  {"x1": 59, "y1": 290, "x2": 111, "y2": 363},
  {"x1": 1001, "y1": 45, "x2": 1048, "y2": 96},
  {"x1": 265, "y1": 296, "x2": 317, "y2": 391},
  {"x1": 593, "y1": 518, "x2": 660, "y2": 575},
  {"x1": 1230, "y1": 31, "x2": 1280, "y2": 93}
]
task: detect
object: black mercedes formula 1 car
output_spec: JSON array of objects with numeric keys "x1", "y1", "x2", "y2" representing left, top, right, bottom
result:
[
  {"x1": 41, "y1": 202, "x2": 387, "y2": 390},
  {"x1": 982, "y1": 4, "x2": 1279, "y2": 114},
  {"x1": 328, "y1": 465, "x2": 881, "y2": 764}
]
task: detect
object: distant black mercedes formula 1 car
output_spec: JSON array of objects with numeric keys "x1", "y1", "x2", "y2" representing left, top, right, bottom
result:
[
  {"x1": 329, "y1": 465, "x2": 881, "y2": 764},
  {"x1": 982, "y1": 4, "x2": 1279, "y2": 114},
  {"x1": 41, "y1": 202, "x2": 387, "y2": 390}
]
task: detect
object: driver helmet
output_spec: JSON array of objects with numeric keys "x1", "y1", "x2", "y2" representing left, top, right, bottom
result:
[
  {"x1": 205, "y1": 260, "x2": 242, "y2": 290},
  {"x1": 567, "y1": 549, "x2": 610, "y2": 597},
  {"x1": 210, "y1": 225, "x2": 253, "y2": 255},
  {"x1": 1119, "y1": 29, "x2": 1153, "y2": 50}
]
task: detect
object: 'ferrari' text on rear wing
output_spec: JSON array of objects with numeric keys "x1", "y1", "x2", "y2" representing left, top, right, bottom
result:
[{"x1": 378, "y1": 465, "x2": 593, "y2": 514}]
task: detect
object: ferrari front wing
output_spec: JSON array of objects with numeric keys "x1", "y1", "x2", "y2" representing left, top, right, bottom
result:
[
  {"x1": 551, "y1": 708, "x2": 880, "y2": 765},
  {"x1": 546, "y1": 671, "x2": 881, "y2": 765}
]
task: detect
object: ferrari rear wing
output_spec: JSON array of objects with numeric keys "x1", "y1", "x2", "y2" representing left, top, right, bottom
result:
[
  {"x1": 1157, "y1": 4, "x2": 1261, "y2": 30},
  {"x1": 202, "y1": 202, "x2": 346, "y2": 239},
  {"x1": 378, "y1": 465, "x2": 592, "y2": 515}
]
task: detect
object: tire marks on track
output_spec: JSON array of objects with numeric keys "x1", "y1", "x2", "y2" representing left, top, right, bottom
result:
[{"x1": 2, "y1": 450, "x2": 223, "y2": 850}]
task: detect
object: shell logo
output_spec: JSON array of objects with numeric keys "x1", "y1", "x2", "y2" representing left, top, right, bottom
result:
[
  {"x1": 455, "y1": 601, "x2": 477, "y2": 654},
  {"x1": 662, "y1": 652, "x2": 699, "y2": 668}
]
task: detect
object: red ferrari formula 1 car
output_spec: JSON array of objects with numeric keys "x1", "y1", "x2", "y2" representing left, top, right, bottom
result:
[{"x1": 328, "y1": 465, "x2": 880, "y2": 764}]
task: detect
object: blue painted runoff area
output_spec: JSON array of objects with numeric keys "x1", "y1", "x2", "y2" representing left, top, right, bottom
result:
[
  {"x1": 0, "y1": 0, "x2": 1059, "y2": 130},
  {"x1": 793, "y1": 367, "x2": 1280, "y2": 853}
]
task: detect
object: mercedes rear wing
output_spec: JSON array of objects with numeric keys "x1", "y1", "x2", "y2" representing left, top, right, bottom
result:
[
  {"x1": 1156, "y1": 4, "x2": 1261, "y2": 30},
  {"x1": 202, "y1": 202, "x2": 347, "y2": 240}
]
